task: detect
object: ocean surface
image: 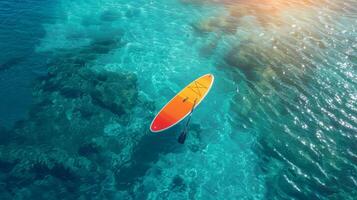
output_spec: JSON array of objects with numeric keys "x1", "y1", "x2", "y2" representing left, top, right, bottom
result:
[{"x1": 0, "y1": 0, "x2": 356, "y2": 199}]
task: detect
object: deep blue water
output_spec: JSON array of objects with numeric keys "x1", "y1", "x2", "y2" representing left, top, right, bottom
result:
[
  {"x1": 0, "y1": 0, "x2": 58, "y2": 127},
  {"x1": 0, "y1": 0, "x2": 356, "y2": 199}
]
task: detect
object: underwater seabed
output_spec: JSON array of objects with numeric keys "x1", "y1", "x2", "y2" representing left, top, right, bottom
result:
[{"x1": 0, "y1": 0, "x2": 357, "y2": 199}]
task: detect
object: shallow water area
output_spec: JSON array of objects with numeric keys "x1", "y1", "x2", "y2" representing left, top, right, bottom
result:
[{"x1": 0, "y1": 0, "x2": 356, "y2": 199}]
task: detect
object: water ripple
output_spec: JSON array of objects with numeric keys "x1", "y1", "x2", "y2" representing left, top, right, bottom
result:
[{"x1": 187, "y1": 0, "x2": 357, "y2": 198}]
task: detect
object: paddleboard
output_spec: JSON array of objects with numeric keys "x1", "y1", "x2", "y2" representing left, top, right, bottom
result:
[{"x1": 150, "y1": 74, "x2": 214, "y2": 132}]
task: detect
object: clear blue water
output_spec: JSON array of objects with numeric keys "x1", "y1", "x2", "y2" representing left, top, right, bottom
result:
[
  {"x1": 0, "y1": 0, "x2": 57, "y2": 127},
  {"x1": 0, "y1": 0, "x2": 356, "y2": 199}
]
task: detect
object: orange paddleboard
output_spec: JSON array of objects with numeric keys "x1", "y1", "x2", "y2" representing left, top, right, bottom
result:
[{"x1": 150, "y1": 74, "x2": 214, "y2": 132}]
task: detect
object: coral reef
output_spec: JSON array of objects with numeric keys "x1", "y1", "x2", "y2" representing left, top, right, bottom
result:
[{"x1": 0, "y1": 37, "x2": 155, "y2": 199}]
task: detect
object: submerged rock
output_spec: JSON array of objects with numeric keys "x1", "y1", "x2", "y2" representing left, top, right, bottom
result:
[
  {"x1": 90, "y1": 71, "x2": 138, "y2": 116},
  {"x1": 224, "y1": 43, "x2": 265, "y2": 81},
  {"x1": 100, "y1": 10, "x2": 121, "y2": 22}
]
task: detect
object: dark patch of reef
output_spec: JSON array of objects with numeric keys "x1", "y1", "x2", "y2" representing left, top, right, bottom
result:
[
  {"x1": 0, "y1": 56, "x2": 26, "y2": 72},
  {"x1": 0, "y1": 37, "x2": 157, "y2": 199}
]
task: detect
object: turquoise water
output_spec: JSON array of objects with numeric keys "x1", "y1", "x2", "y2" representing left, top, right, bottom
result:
[{"x1": 0, "y1": 0, "x2": 356, "y2": 199}]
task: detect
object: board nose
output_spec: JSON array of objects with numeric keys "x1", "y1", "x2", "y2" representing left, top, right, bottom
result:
[
  {"x1": 150, "y1": 118, "x2": 163, "y2": 132},
  {"x1": 150, "y1": 124, "x2": 160, "y2": 132},
  {"x1": 150, "y1": 114, "x2": 172, "y2": 132}
]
